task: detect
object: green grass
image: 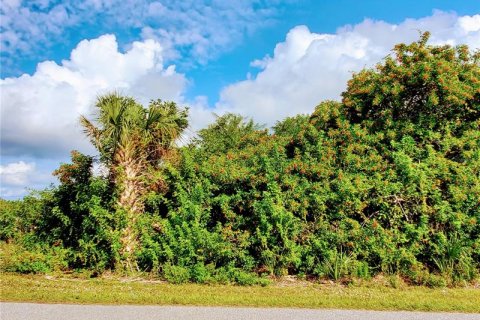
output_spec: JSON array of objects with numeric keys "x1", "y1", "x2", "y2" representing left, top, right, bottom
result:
[{"x1": 1, "y1": 273, "x2": 479, "y2": 313}]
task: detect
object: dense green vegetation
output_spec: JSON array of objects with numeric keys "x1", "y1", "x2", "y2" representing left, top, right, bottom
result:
[{"x1": 1, "y1": 33, "x2": 479, "y2": 287}]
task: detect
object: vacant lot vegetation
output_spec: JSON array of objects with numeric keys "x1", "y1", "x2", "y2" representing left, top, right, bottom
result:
[{"x1": 1, "y1": 33, "x2": 479, "y2": 289}]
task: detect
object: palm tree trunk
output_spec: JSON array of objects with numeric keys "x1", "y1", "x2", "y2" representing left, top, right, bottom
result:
[{"x1": 116, "y1": 156, "x2": 144, "y2": 271}]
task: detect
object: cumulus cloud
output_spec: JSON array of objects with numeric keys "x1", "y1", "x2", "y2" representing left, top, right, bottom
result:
[
  {"x1": 216, "y1": 11, "x2": 480, "y2": 126},
  {"x1": 1, "y1": 34, "x2": 187, "y2": 158},
  {"x1": 0, "y1": 160, "x2": 42, "y2": 199},
  {"x1": 0, "y1": 161, "x2": 35, "y2": 186}
]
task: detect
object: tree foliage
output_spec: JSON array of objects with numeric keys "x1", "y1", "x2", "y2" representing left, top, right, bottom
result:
[{"x1": 343, "y1": 32, "x2": 480, "y2": 126}]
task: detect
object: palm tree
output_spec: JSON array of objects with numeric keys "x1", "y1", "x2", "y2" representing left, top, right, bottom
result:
[{"x1": 80, "y1": 93, "x2": 188, "y2": 269}]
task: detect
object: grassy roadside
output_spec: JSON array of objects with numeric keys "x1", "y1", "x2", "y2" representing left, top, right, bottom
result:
[{"x1": 1, "y1": 273, "x2": 479, "y2": 313}]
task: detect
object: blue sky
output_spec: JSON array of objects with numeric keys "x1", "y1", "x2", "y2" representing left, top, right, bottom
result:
[{"x1": 1, "y1": 0, "x2": 479, "y2": 198}]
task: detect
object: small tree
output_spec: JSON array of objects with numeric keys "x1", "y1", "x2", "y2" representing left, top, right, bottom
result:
[
  {"x1": 33, "y1": 151, "x2": 117, "y2": 270},
  {"x1": 342, "y1": 32, "x2": 480, "y2": 127},
  {"x1": 80, "y1": 93, "x2": 188, "y2": 269}
]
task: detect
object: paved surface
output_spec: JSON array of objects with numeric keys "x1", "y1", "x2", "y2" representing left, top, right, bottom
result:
[{"x1": 1, "y1": 302, "x2": 480, "y2": 320}]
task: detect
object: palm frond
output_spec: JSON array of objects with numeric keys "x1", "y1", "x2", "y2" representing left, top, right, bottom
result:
[{"x1": 79, "y1": 115, "x2": 102, "y2": 149}]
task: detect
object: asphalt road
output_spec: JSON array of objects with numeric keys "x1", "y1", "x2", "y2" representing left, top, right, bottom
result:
[{"x1": 2, "y1": 302, "x2": 480, "y2": 320}]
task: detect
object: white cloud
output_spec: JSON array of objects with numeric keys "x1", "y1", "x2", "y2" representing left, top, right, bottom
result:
[
  {"x1": 457, "y1": 15, "x2": 480, "y2": 32},
  {"x1": 0, "y1": 161, "x2": 35, "y2": 186},
  {"x1": 216, "y1": 11, "x2": 480, "y2": 126},
  {"x1": 0, "y1": 158, "x2": 56, "y2": 199},
  {"x1": 0, "y1": 1, "x2": 74, "y2": 55},
  {"x1": 1, "y1": 34, "x2": 187, "y2": 158}
]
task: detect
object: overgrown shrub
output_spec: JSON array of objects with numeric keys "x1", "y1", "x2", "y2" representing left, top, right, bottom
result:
[
  {"x1": 0, "y1": 242, "x2": 69, "y2": 274},
  {"x1": 162, "y1": 263, "x2": 191, "y2": 284}
]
